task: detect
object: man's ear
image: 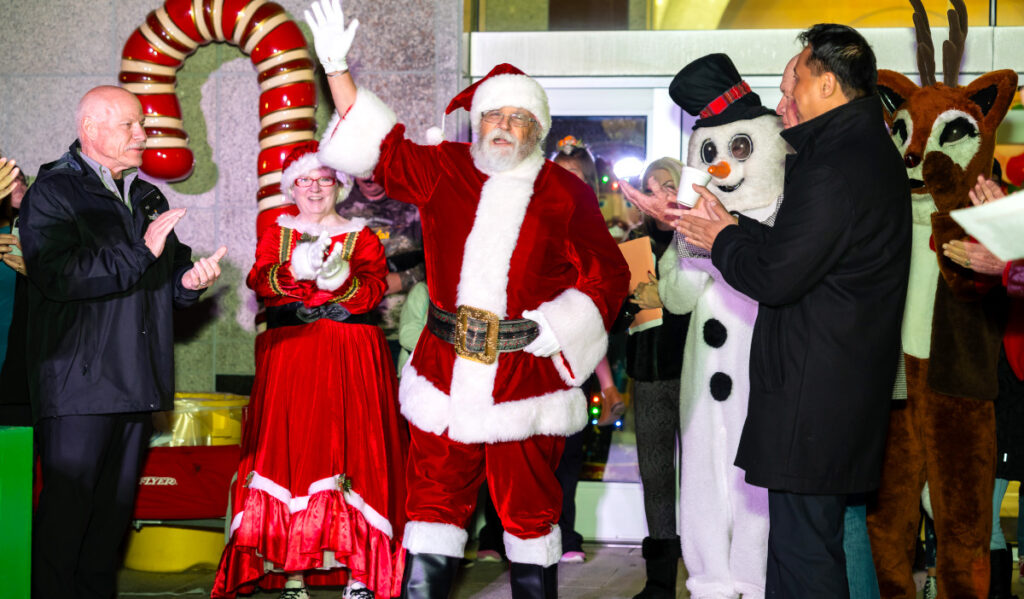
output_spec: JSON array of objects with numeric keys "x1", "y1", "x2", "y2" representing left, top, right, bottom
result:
[
  {"x1": 81, "y1": 117, "x2": 96, "y2": 141},
  {"x1": 818, "y1": 72, "x2": 835, "y2": 99}
]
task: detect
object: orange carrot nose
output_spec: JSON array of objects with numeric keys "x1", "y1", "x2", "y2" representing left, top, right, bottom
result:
[{"x1": 708, "y1": 161, "x2": 731, "y2": 179}]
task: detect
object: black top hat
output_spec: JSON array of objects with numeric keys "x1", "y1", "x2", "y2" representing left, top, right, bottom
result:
[{"x1": 669, "y1": 53, "x2": 777, "y2": 129}]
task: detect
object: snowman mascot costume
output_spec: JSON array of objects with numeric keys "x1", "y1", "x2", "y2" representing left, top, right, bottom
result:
[{"x1": 657, "y1": 54, "x2": 786, "y2": 599}]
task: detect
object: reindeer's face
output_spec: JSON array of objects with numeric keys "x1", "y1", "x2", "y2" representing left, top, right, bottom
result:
[{"x1": 878, "y1": 69, "x2": 1017, "y2": 215}]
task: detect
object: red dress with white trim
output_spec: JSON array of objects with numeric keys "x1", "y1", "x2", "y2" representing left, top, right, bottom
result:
[{"x1": 212, "y1": 215, "x2": 408, "y2": 598}]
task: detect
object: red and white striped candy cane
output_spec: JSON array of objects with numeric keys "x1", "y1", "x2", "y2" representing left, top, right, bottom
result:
[{"x1": 120, "y1": 0, "x2": 316, "y2": 234}]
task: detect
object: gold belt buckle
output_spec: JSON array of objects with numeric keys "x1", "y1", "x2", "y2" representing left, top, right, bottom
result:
[{"x1": 455, "y1": 305, "x2": 500, "y2": 365}]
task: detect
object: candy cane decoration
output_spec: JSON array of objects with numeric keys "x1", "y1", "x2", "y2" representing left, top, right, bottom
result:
[{"x1": 120, "y1": 0, "x2": 316, "y2": 233}]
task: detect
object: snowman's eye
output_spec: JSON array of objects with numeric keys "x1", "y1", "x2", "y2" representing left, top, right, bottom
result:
[
  {"x1": 730, "y1": 134, "x2": 752, "y2": 161},
  {"x1": 700, "y1": 139, "x2": 717, "y2": 164}
]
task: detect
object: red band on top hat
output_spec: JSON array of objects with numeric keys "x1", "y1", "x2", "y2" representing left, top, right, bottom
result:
[{"x1": 699, "y1": 81, "x2": 752, "y2": 120}]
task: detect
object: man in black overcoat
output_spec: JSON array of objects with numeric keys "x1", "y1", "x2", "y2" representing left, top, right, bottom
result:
[{"x1": 675, "y1": 24, "x2": 912, "y2": 597}]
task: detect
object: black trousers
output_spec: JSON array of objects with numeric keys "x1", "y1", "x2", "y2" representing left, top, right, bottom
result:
[
  {"x1": 766, "y1": 490, "x2": 850, "y2": 599},
  {"x1": 33, "y1": 412, "x2": 152, "y2": 599}
]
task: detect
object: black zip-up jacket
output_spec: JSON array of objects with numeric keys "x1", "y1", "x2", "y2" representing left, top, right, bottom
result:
[
  {"x1": 20, "y1": 141, "x2": 201, "y2": 420},
  {"x1": 712, "y1": 95, "x2": 912, "y2": 494}
]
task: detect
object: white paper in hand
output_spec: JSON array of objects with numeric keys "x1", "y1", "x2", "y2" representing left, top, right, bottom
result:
[{"x1": 951, "y1": 188, "x2": 1024, "y2": 261}]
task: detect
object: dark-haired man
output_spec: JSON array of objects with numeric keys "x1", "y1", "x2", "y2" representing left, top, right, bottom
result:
[{"x1": 675, "y1": 24, "x2": 911, "y2": 597}]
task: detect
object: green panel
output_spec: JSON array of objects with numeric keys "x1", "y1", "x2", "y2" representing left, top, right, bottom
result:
[{"x1": 0, "y1": 426, "x2": 33, "y2": 599}]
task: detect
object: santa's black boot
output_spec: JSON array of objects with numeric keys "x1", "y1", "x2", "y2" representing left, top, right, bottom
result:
[
  {"x1": 509, "y1": 562, "x2": 558, "y2": 598},
  {"x1": 633, "y1": 536, "x2": 681, "y2": 598},
  {"x1": 398, "y1": 552, "x2": 460, "y2": 599}
]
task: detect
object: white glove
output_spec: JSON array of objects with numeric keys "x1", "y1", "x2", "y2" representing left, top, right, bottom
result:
[
  {"x1": 304, "y1": 0, "x2": 359, "y2": 74},
  {"x1": 522, "y1": 308, "x2": 560, "y2": 357},
  {"x1": 317, "y1": 242, "x2": 351, "y2": 291},
  {"x1": 290, "y1": 232, "x2": 332, "y2": 280}
]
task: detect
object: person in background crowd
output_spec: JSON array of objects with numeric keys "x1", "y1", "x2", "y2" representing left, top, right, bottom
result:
[
  {"x1": 0, "y1": 161, "x2": 30, "y2": 425},
  {"x1": 306, "y1": 1, "x2": 630, "y2": 595},
  {"x1": 620, "y1": 157, "x2": 690, "y2": 598},
  {"x1": 21, "y1": 85, "x2": 226, "y2": 599}
]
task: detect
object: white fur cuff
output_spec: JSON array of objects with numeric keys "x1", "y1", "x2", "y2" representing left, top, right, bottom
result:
[
  {"x1": 534, "y1": 288, "x2": 608, "y2": 386},
  {"x1": 403, "y1": 521, "x2": 468, "y2": 558},
  {"x1": 318, "y1": 88, "x2": 398, "y2": 178},
  {"x1": 504, "y1": 526, "x2": 562, "y2": 567}
]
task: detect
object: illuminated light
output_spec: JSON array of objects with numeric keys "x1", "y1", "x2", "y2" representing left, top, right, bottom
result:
[
  {"x1": 590, "y1": 407, "x2": 600, "y2": 415},
  {"x1": 591, "y1": 396, "x2": 600, "y2": 403},
  {"x1": 613, "y1": 156, "x2": 644, "y2": 180},
  {"x1": 591, "y1": 419, "x2": 598, "y2": 425},
  {"x1": 615, "y1": 420, "x2": 623, "y2": 428},
  {"x1": 601, "y1": 175, "x2": 609, "y2": 184},
  {"x1": 612, "y1": 181, "x2": 619, "y2": 191}
]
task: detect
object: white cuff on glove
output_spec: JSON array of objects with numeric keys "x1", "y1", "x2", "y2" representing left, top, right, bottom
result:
[{"x1": 522, "y1": 308, "x2": 561, "y2": 357}]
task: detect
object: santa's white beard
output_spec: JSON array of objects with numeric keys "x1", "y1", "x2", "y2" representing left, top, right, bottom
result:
[{"x1": 471, "y1": 127, "x2": 537, "y2": 173}]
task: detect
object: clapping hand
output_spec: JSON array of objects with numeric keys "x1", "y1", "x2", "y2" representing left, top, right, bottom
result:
[
  {"x1": 0, "y1": 233, "x2": 25, "y2": 275},
  {"x1": 316, "y1": 242, "x2": 351, "y2": 291},
  {"x1": 942, "y1": 175, "x2": 1008, "y2": 275},
  {"x1": 182, "y1": 246, "x2": 227, "y2": 291},
  {"x1": 630, "y1": 272, "x2": 662, "y2": 310},
  {"x1": 290, "y1": 232, "x2": 333, "y2": 280},
  {"x1": 305, "y1": 0, "x2": 358, "y2": 74},
  {"x1": 0, "y1": 158, "x2": 20, "y2": 199},
  {"x1": 620, "y1": 179, "x2": 678, "y2": 229},
  {"x1": 674, "y1": 186, "x2": 738, "y2": 252}
]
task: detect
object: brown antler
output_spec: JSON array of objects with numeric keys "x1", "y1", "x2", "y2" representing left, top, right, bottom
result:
[
  {"x1": 943, "y1": 0, "x2": 968, "y2": 86},
  {"x1": 909, "y1": 0, "x2": 936, "y2": 86}
]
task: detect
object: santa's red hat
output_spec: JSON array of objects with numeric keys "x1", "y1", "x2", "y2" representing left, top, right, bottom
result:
[{"x1": 425, "y1": 63, "x2": 550, "y2": 144}]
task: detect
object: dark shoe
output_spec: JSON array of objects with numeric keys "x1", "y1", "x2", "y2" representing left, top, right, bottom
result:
[
  {"x1": 633, "y1": 536, "x2": 681, "y2": 599},
  {"x1": 398, "y1": 552, "x2": 461, "y2": 599},
  {"x1": 509, "y1": 562, "x2": 558, "y2": 598}
]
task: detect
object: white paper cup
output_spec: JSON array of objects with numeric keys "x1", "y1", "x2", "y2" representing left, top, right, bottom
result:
[{"x1": 677, "y1": 166, "x2": 712, "y2": 208}]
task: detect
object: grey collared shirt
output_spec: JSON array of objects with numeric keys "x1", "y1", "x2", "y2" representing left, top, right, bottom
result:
[{"x1": 77, "y1": 149, "x2": 138, "y2": 213}]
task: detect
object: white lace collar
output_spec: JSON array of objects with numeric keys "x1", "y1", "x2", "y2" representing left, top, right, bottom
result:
[{"x1": 277, "y1": 214, "x2": 367, "y2": 237}]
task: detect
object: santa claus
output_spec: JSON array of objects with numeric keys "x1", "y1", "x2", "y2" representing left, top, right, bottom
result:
[{"x1": 305, "y1": 1, "x2": 630, "y2": 597}]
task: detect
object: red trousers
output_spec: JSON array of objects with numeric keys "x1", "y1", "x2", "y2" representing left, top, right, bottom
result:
[{"x1": 403, "y1": 425, "x2": 565, "y2": 566}]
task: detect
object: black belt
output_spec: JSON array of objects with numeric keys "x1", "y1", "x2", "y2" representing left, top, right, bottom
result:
[
  {"x1": 265, "y1": 302, "x2": 370, "y2": 330},
  {"x1": 427, "y1": 302, "x2": 539, "y2": 365}
]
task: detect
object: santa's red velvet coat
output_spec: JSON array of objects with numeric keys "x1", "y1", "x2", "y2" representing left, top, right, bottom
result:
[{"x1": 319, "y1": 88, "x2": 630, "y2": 446}]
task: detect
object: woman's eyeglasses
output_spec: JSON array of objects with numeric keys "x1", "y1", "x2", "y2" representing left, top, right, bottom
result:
[{"x1": 294, "y1": 176, "x2": 338, "y2": 188}]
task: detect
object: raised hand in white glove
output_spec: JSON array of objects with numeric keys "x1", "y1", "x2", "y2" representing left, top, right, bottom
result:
[
  {"x1": 290, "y1": 232, "x2": 332, "y2": 280},
  {"x1": 522, "y1": 308, "x2": 560, "y2": 357},
  {"x1": 304, "y1": 0, "x2": 358, "y2": 74},
  {"x1": 317, "y1": 242, "x2": 351, "y2": 291}
]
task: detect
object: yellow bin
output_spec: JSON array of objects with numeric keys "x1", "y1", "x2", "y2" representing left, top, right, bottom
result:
[
  {"x1": 170, "y1": 392, "x2": 248, "y2": 447},
  {"x1": 124, "y1": 526, "x2": 225, "y2": 572}
]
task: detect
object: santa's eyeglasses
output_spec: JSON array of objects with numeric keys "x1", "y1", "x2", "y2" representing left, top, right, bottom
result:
[
  {"x1": 294, "y1": 176, "x2": 338, "y2": 188},
  {"x1": 481, "y1": 110, "x2": 536, "y2": 128}
]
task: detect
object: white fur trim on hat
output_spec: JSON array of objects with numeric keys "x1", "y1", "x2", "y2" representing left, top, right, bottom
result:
[
  {"x1": 470, "y1": 73, "x2": 551, "y2": 138},
  {"x1": 281, "y1": 153, "x2": 325, "y2": 200}
]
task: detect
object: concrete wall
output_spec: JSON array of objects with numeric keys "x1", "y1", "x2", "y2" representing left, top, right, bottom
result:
[{"x1": 0, "y1": 0, "x2": 463, "y2": 393}]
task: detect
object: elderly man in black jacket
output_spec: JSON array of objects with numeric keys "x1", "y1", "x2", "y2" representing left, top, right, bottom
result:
[
  {"x1": 675, "y1": 25, "x2": 911, "y2": 597},
  {"x1": 20, "y1": 85, "x2": 227, "y2": 599}
]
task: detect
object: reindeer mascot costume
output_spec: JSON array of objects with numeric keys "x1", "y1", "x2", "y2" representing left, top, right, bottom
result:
[{"x1": 865, "y1": 1, "x2": 1017, "y2": 597}]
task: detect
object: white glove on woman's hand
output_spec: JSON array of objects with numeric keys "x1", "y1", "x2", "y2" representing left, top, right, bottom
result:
[
  {"x1": 522, "y1": 308, "x2": 560, "y2": 357},
  {"x1": 304, "y1": 0, "x2": 359, "y2": 74},
  {"x1": 290, "y1": 232, "x2": 332, "y2": 280},
  {"x1": 316, "y1": 242, "x2": 351, "y2": 291}
]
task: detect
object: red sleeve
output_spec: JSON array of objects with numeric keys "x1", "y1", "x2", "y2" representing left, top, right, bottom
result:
[
  {"x1": 307, "y1": 227, "x2": 389, "y2": 313},
  {"x1": 245, "y1": 225, "x2": 316, "y2": 302},
  {"x1": 566, "y1": 187, "x2": 631, "y2": 328},
  {"x1": 373, "y1": 126, "x2": 445, "y2": 208}
]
